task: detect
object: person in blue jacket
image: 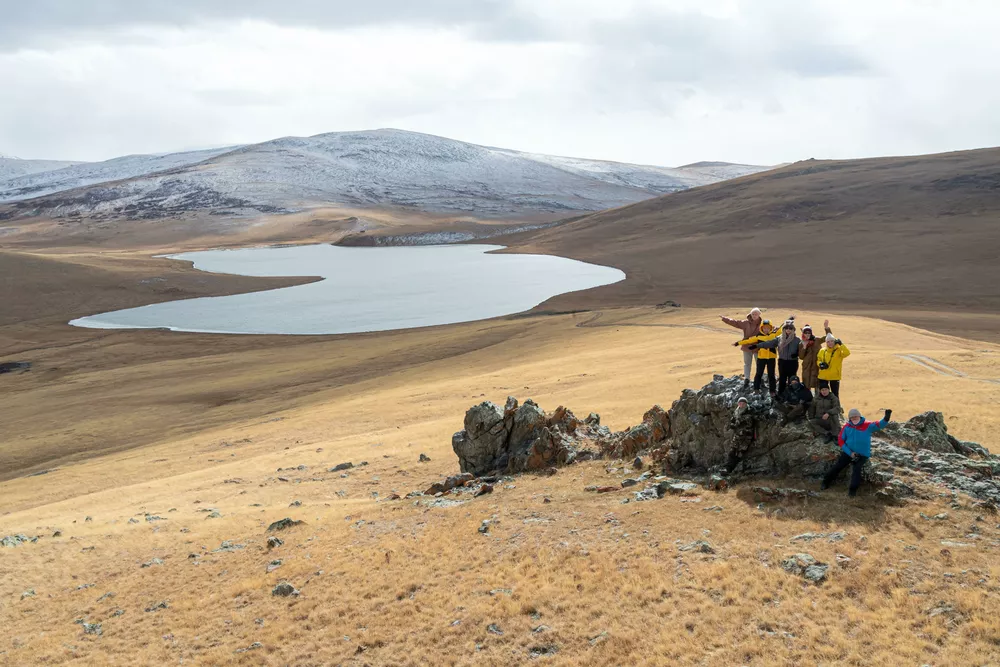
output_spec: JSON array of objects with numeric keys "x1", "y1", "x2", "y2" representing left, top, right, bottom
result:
[{"x1": 821, "y1": 407, "x2": 892, "y2": 496}]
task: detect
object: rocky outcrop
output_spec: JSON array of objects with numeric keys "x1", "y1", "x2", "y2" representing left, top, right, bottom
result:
[
  {"x1": 452, "y1": 397, "x2": 611, "y2": 476},
  {"x1": 449, "y1": 375, "x2": 1000, "y2": 504}
]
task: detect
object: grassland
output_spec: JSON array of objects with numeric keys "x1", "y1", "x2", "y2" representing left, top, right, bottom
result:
[{"x1": 3, "y1": 298, "x2": 999, "y2": 665}]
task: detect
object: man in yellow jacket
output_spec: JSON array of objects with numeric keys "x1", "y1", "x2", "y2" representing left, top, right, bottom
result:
[
  {"x1": 816, "y1": 334, "x2": 850, "y2": 397},
  {"x1": 734, "y1": 319, "x2": 781, "y2": 395}
]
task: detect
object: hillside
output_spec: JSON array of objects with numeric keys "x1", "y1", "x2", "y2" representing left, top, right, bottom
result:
[
  {"x1": 514, "y1": 147, "x2": 1000, "y2": 324},
  {"x1": 0, "y1": 155, "x2": 85, "y2": 182},
  {"x1": 0, "y1": 130, "x2": 768, "y2": 222}
]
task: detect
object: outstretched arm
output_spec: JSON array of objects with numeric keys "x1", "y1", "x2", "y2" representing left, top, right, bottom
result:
[{"x1": 720, "y1": 316, "x2": 743, "y2": 329}]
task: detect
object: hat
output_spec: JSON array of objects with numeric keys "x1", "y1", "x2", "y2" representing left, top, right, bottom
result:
[
  {"x1": 802, "y1": 324, "x2": 813, "y2": 332},
  {"x1": 749, "y1": 307, "x2": 762, "y2": 318},
  {"x1": 789, "y1": 375, "x2": 800, "y2": 383},
  {"x1": 818, "y1": 380, "x2": 830, "y2": 389},
  {"x1": 848, "y1": 408, "x2": 862, "y2": 420},
  {"x1": 826, "y1": 333, "x2": 836, "y2": 344},
  {"x1": 783, "y1": 320, "x2": 795, "y2": 330},
  {"x1": 737, "y1": 397, "x2": 749, "y2": 405}
]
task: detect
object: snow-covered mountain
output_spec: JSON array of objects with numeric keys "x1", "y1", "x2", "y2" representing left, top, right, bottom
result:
[
  {"x1": 0, "y1": 155, "x2": 87, "y2": 182},
  {"x1": 0, "y1": 130, "x2": 769, "y2": 220}
]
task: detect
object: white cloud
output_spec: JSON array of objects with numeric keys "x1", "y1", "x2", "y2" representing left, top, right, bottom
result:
[{"x1": 0, "y1": 0, "x2": 997, "y2": 165}]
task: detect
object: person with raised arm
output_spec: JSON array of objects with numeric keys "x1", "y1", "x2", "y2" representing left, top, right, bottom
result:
[
  {"x1": 816, "y1": 330, "x2": 850, "y2": 397},
  {"x1": 821, "y1": 407, "x2": 892, "y2": 497},
  {"x1": 720, "y1": 308, "x2": 762, "y2": 389},
  {"x1": 734, "y1": 319, "x2": 780, "y2": 395}
]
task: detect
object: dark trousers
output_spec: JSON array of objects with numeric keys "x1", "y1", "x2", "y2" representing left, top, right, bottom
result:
[
  {"x1": 823, "y1": 452, "x2": 868, "y2": 496},
  {"x1": 753, "y1": 357, "x2": 776, "y2": 393},
  {"x1": 777, "y1": 359, "x2": 799, "y2": 394},
  {"x1": 776, "y1": 403, "x2": 807, "y2": 423},
  {"x1": 829, "y1": 380, "x2": 841, "y2": 397},
  {"x1": 810, "y1": 416, "x2": 841, "y2": 435}
]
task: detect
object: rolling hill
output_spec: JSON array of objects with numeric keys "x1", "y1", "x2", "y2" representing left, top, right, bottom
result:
[
  {"x1": 0, "y1": 130, "x2": 767, "y2": 221},
  {"x1": 512, "y1": 147, "x2": 1000, "y2": 322}
]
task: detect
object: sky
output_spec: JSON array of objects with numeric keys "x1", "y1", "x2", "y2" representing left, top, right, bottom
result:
[{"x1": 1, "y1": 0, "x2": 998, "y2": 166}]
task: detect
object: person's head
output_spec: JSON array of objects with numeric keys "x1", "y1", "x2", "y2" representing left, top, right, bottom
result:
[
  {"x1": 802, "y1": 324, "x2": 813, "y2": 339},
  {"x1": 818, "y1": 380, "x2": 830, "y2": 396},
  {"x1": 748, "y1": 308, "x2": 762, "y2": 321},
  {"x1": 789, "y1": 375, "x2": 800, "y2": 386},
  {"x1": 737, "y1": 397, "x2": 749, "y2": 409},
  {"x1": 826, "y1": 333, "x2": 836, "y2": 346},
  {"x1": 783, "y1": 321, "x2": 795, "y2": 335},
  {"x1": 848, "y1": 408, "x2": 862, "y2": 424},
  {"x1": 760, "y1": 319, "x2": 773, "y2": 334}
]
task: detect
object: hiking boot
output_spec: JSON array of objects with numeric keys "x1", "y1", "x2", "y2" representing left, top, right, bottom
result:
[{"x1": 743, "y1": 379, "x2": 750, "y2": 389}]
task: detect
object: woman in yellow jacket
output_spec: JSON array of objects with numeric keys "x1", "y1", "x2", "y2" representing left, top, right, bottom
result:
[
  {"x1": 734, "y1": 319, "x2": 781, "y2": 395},
  {"x1": 816, "y1": 334, "x2": 850, "y2": 397}
]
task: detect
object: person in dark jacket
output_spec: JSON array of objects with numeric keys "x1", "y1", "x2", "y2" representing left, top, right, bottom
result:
[
  {"x1": 821, "y1": 407, "x2": 892, "y2": 496},
  {"x1": 775, "y1": 375, "x2": 812, "y2": 423},
  {"x1": 809, "y1": 383, "x2": 842, "y2": 442}
]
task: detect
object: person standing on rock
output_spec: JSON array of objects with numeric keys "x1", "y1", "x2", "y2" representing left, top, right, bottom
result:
[
  {"x1": 775, "y1": 375, "x2": 812, "y2": 424},
  {"x1": 817, "y1": 333, "x2": 850, "y2": 397},
  {"x1": 798, "y1": 320, "x2": 833, "y2": 394},
  {"x1": 726, "y1": 397, "x2": 757, "y2": 474},
  {"x1": 752, "y1": 318, "x2": 802, "y2": 394},
  {"x1": 720, "y1": 308, "x2": 762, "y2": 388},
  {"x1": 822, "y1": 407, "x2": 892, "y2": 497},
  {"x1": 734, "y1": 319, "x2": 780, "y2": 395},
  {"x1": 809, "y1": 383, "x2": 842, "y2": 442}
]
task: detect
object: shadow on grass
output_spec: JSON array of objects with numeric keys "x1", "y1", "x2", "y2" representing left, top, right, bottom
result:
[{"x1": 731, "y1": 478, "x2": 896, "y2": 526}]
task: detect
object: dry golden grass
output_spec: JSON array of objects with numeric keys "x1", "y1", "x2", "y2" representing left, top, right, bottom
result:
[{"x1": 2, "y1": 307, "x2": 1000, "y2": 665}]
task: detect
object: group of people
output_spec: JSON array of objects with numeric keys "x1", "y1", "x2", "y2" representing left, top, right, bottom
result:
[{"x1": 721, "y1": 308, "x2": 892, "y2": 497}]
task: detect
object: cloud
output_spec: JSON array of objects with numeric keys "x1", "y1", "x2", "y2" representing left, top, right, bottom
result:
[{"x1": 0, "y1": 1, "x2": 997, "y2": 166}]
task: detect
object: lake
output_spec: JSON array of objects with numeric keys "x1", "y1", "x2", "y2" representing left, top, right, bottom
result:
[{"x1": 70, "y1": 244, "x2": 625, "y2": 335}]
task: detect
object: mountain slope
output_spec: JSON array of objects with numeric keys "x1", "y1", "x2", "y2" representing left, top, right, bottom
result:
[
  {"x1": 511, "y1": 147, "x2": 1000, "y2": 316},
  {"x1": 0, "y1": 130, "x2": 768, "y2": 221},
  {"x1": 0, "y1": 156, "x2": 86, "y2": 182}
]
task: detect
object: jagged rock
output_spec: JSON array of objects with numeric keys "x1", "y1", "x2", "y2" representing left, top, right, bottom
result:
[
  {"x1": 21, "y1": 589, "x2": 35, "y2": 599},
  {"x1": 267, "y1": 536, "x2": 284, "y2": 550},
  {"x1": 602, "y1": 406, "x2": 671, "y2": 460},
  {"x1": 425, "y1": 472, "x2": 475, "y2": 495},
  {"x1": 678, "y1": 540, "x2": 715, "y2": 554},
  {"x1": 82, "y1": 622, "x2": 102, "y2": 636},
  {"x1": 419, "y1": 453, "x2": 431, "y2": 463},
  {"x1": 266, "y1": 559, "x2": 283, "y2": 573},
  {"x1": 667, "y1": 482, "x2": 700, "y2": 496},
  {"x1": 474, "y1": 484, "x2": 494, "y2": 497},
  {"x1": 141, "y1": 558, "x2": 164, "y2": 568},
  {"x1": 486, "y1": 624, "x2": 504, "y2": 636},
  {"x1": 478, "y1": 519, "x2": 492, "y2": 534},
  {"x1": 267, "y1": 518, "x2": 304, "y2": 532},
  {"x1": 452, "y1": 397, "x2": 606, "y2": 476},
  {"x1": 329, "y1": 462, "x2": 354, "y2": 472},
  {"x1": 621, "y1": 478, "x2": 639, "y2": 488},
  {"x1": 881, "y1": 411, "x2": 970, "y2": 454}
]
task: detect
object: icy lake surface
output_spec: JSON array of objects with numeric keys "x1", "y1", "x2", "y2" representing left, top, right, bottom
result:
[{"x1": 70, "y1": 244, "x2": 626, "y2": 335}]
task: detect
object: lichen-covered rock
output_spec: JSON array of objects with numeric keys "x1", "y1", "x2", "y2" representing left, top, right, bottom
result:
[
  {"x1": 601, "y1": 405, "x2": 670, "y2": 459},
  {"x1": 452, "y1": 397, "x2": 607, "y2": 476}
]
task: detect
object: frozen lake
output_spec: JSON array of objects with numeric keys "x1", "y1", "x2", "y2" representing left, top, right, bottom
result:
[{"x1": 70, "y1": 244, "x2": 625, "y2": 335}]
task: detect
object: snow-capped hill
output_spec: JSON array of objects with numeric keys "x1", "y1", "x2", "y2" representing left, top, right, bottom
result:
[
  {"x1": 0, "y1": 146, "x2": 240, "y2": 202},
  {"x1": 0, "y1": 156, "x2": 87, "y2": 182},
  {"x1": 0, "y1": 129, "x2": 772, "y2": 220},
  {"x1": 678, "y1": 161, "x2": 766, "y2": 181}
]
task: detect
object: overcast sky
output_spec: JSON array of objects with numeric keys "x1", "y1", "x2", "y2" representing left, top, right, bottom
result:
[{"x1": 1, "y1": 0, "x2": 998, "y2": 165}]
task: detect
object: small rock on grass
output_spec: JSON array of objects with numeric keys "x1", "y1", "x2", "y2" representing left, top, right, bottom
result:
[
  {"x1": 329, "y1": 462, "x2": 353, "y2": 472},
  {"x1": 21, "y1": 589, "x2": 35, "y2": 600},
  {"x1": 781, "y1": 553, "x2": 829, "y2": 584},
  {"x1": 678, "y1": 540, "x2": 715, "y2": 554},
  {"x1": 272, "y1": 582, "x2": 298, "y2": 597},
  {"x1": 419, "y1": 454, "x2": 431, "y2": 463},
  {"x1": 530, "y1": 644, "x2": 559, "y2": 657},
  {"x1": 478, "y1": 519, "x2": 492, "y2": 534},
  {"x1": 486, "y1": 624, "x2": 504, "y2": 636},
  {"x1": 82, "y1": 622, "x2": 102, "y2": 636},
  {"x1": 141, "y1": 558, "x2": 164, "y2": 568},
  {"x1": 267, "y1": 518, "x2": 304, "y2": 532},
  {"x1": 266, "y1": 559, "x2": 283, "y2": 573},
  {"x1": 235, "y1": 642, "x2": 263, "y2": 654},
  {"x1": 474, "y1": 484, "x2": 494, "y2": 497}
]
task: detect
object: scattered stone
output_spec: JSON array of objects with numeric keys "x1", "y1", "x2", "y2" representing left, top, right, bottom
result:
[
  {"x1": 595, "y1": 486, "x2": 618, "y2": 493},
  {"x1": 1, "y1": 534, "x2": 30, "y2": 548},
  {"x1": 529, "y1": 644, "x2": 559, "y2": 658},
  {"x1": 419, "y1": 454, "x2": 431, "y2": 462},
  {"x1": 474, "y1": 484, "x2": 494, "y2": 497},
  {"x1": 621, "y1": 478, "x2": 639, "y2": 488},
  {"x1": 206, "y1": 511, "x2": 221, "y2": 519},
  {"x1": 425, "y1": 473, "x2": 475, "y2": 495},
  {"x1": 266, "y1": 560, "x2": 283, "y2": 573},
  {"x1": 702, "y1": 505, "x2": 724, "y2": 512},
  {"x1": 234, "y1": 642, "x2": 263, "y2": 654},
  {"x1": 667, "y1": 482, "x2": 700, "y2": 496},
  {"x1": 632, "y1": 487, "x2": 660, "y2": 502},
  {"x1": 705, "y1": 475, "x2": 729, "y2": 492},
  {"x1": 532, "y1": 625, "x2": 551, "y2": 634},
  {"x1": 85, "y1": 516, "x2": 93, "y2": 523},
  {"x1": 267, "y1": 518, "x2": 304, "y2": 532},
  {"x1": 112, "y1": 609, "x2": 125, "y2": 617},
  {"x1": 76, "y1": 583, "x2": 95, "y2": 591},
  {"x1": 486, "y1": 624, "x2": 504, "y2": 636},
  {"x1": 329, "y1": 462, "x2": 354, "y2": 472},
  {"x1": 272, "y1": 582, "x2": 298, "y2": 597},
  {"x1": 589, "y1": 631, "x2": 610, "y2": 646},
  {"x1": 144, "y1": 601, "x2": 169, "y2": 612},
  {"x1": 488, "y1": 588, "x2": 513, "y2": 596},
  {"x1": 21, "y1": 589, "x2": 35, "y2": 600},
  {"x1": 53, "y1": 530, "x2": 62, "y2": 537},
  {"x1": 781, "y1": 553, "x2": 829, "y2": 584},
  {"x1": 82, "y1": 622, "x2": 102, "y2": 636},
  {"x1": 478, "y1": 519, "x2": 492, "y2": 534},
  {"x1": 678, "y1": 540, "x2": 715, "y2": 554},
  {"x1": 144, "y1": 515, "x2": 166, "y2": 523},
  {"x1": 633, "y1": 457, "x2": 644, "y2": 470},
  {"x1": 128, "y1": 518, "x2": 139, "y2": 525},
  {"x1": 141, "y1": 558, "x2": 164, "y2": 568},
  {"x1": 213, "y1": 541, "x2": 245, "y2": 553},
  {"x1": 97, "y1": 592, "x2": 115, "y2": 602},
  {"x1": 835, "y1": 554, "x2": 852, "y2": 567}
]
